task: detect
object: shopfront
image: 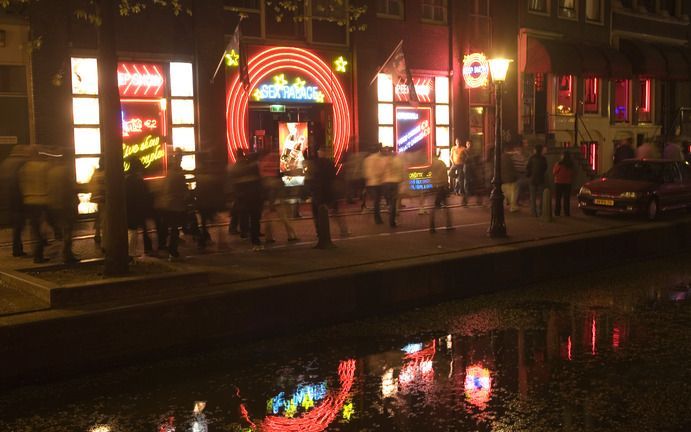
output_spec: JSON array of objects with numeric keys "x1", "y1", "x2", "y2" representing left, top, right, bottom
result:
[
  {"x1": 69, "y1": 56, "x2": 198, "y2": 214},
  {"x1": 376, "y1": 72, "x2": 450, "y2": 191},
  {"x1": 225, "y1": 46, "x2": 352, "y2": 186}
]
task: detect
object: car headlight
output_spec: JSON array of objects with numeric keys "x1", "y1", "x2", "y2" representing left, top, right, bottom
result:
[
  {"x1": 619, "y1": 192, "x2": 637, "y2": 199},
  {"x1": 579, "y1": 186, "x2": 592, "y2": 196}
]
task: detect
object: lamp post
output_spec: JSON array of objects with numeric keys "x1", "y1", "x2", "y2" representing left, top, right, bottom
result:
[{"x1": 487, "y1": 58, "x2": 512, "y2": 238}]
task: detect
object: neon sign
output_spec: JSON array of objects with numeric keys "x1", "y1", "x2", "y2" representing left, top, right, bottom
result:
[
  {"x1": 252, "y1": 73, "x2": 325, "y2": 103},
  {"x1": 121, "y1": 99, "x2": 166, "y2": 176},
  {"x1": 117, "y1": 62, "x2": 165, "y2": 98},
  {"x1": 464, "y1": 364, "x2": 492, "y2": 409},
  {"x1": 395, "y1": 77, "x2": 434, "y2": 103},
  {"x1": 396, "y1": 107, "x2": 432, "y2": 158},
  {"x1": 267, "y1": 382, "x2": 328, "y2": 417},
  {"x1": 122, "y1": 117, "x2": 158, "y2": 137},
  {"x1": 225, "y1": 49, "x2": 240, "y2": 67},
  {"x1": 334, "y1": 56, "x2": 348, "y2": 73},
  {"x1": 462, "y1": 53, "x2": 490, "y2": 88}
]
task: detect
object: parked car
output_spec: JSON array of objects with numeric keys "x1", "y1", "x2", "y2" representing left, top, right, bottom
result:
[{"x1": 577, "y1": 159, "x2": 691, "y2": 220}]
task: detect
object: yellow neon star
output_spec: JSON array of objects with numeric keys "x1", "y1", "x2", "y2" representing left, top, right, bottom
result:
[
  {"x1": 334, "y1": 56, "x2": 348, "y2": 73},
  {"x1": 225, "y1": 49, "x2": 239, "y2": 67},
  {"x1": 315, "y1": 91, "x2": 325, "y2": 103},
  {"x1": 252, "y1": 88, "x2": 262, "y2": 101},
  {"x1": 342, "y1": 402, "x2": 354, "y2": 421},
  {"x1": 294, "y1": 77, "x2": 306, "y2": 89},
  {"x1": 273, "y1": 73, "x2": 288, "y2": 86},
  {"x1": 301, "y1": 393, "x2": 314, "y2": 410},
  {"x1": 284, "y1": 400, "x2": 297, "y2": 418}
]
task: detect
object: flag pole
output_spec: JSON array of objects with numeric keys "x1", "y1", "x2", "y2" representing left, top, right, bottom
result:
[{"x1": 368, "y1": 40, "x2": 403, "y2": 87}]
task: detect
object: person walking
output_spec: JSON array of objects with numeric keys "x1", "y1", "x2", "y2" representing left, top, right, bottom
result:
[
  {"x1": 89, "y1": 158, "x2": 106, "y2": 245},
  {"x1": 553, "y1": 151, "x2": 575, "y2": 217},
  {"x1": 381, "y1": 147, "x2": 406, "y2": 228},
  {"x1": 195, "y1": 157, "x2": 226, "y2": 250},
  {"x1": 45, "y1": 151, "x2": 79, "y2": 264},
  {"x1": 526, "y1": 144, "x2": 548, "y2": 217},
  {"x1": 124, "y1": 157, "x2": 154, "y2": 258},
  {"x1": 234, "y1": 151, "x2": 264, "y2": 250},
  {"x1": 363, "y1": 145, "x2": 385, "y2": 224},
  {"x1": 159, "y1": 151, "x2": 189, "y2": 260},
  {"x1": 19, "y1": 148, "x2": 52, "y2": 263},
  {"x1": 429, "y1": 150, "x2": 452, "y2": 232},
  {"x1": 501, "y1": 146, "x2": 519, "y2": 212},
  {"x1": 0, "y1": 145, "x2": 31, "y2": 257},
  {"x1": 259, "y1": 148, "x2": 298, "y2": 244}
]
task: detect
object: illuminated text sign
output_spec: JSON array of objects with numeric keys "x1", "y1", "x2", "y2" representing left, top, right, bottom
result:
[
  {"x1": 121, "y1": 100, "x2": 166, "y2": 176},
  {"x1": 395, "y1": 77, "x2": 434, "y2": 103},
  {"x1": 463, "y1": 53, "x2": 489, "y2": 88},
  {"x1": 253, "y1": 73, "x2": 325, "y2": 103},
  {"x1": 118, "y1": 62, "x2": 166, "y2": 98}
]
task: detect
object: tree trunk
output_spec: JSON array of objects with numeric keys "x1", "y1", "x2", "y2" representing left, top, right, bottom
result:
[{"x1": 98, "y1": 0, "x2": 129, "y2": 275}]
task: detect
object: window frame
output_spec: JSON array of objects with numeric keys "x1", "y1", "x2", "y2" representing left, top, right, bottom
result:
[
  {"x1": 555, "y1": 74, "x2": 575, "y2": 116},
  {"x1": 558, "y1": 0, "x2": 579, "y2": 20},
  {"x1": 583, "y1": 77, "x2": 600, "y2": 115},
  {"x1": 613, "y1": 79, "x2": 631, "y2": 123},
  {"x1": 421, "y1": 0, "x2": 448, "y2": 25},
  {"x1": 528, "y1": 0, "x2": 551, "y2": 16},
  {"x1": 637, "y1": 78, "x2": 653, "y2": 123},
  {"x1": 307, "y1": 0, "x2": 350, "y2": 46},
  {"x1": 585, "y1": 0, "x2": 604, "y2": 23},
  {"x1": 376, "y1": 0, "x2": 405, "y2": 19}
]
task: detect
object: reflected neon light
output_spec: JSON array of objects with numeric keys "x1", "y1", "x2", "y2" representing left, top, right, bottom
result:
[
  {"x1": 267, "y1": 383, "x2": 328, "y2": 416},
  {"x1": 464, "y1": 365, "x2": 492, "y2": 409}
]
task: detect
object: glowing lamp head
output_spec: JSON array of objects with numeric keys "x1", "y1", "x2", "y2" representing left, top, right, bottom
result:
[{"x1": 488, "y1": 58, "x2": 512, "y2": 83}]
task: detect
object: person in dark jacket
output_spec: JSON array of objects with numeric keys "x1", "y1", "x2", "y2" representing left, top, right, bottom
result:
[
  {"x1": 553, "y1": 151, "x2": 575, "y2": 216},
  {"x1": 125, "y1": 157, "x2": 153, "y2": 257},
  {"x1": 46, "y1": 150, "x2": 79, "y2": 264},
  {"x1": 526, "y1": 144, "x2": 548, "y2": 217},
  {"x1": 195, "y1": 157, "x2": 225, "y2": 249},
  {"x1": 159, "y1": 151, "x2": 189, "y2": 259},
  {"x1": 233, "y1": 152, "x2": 264, "y2": 250},
  {"x1": 0, "y1": 145, "x2": 31, "y2": 257}
]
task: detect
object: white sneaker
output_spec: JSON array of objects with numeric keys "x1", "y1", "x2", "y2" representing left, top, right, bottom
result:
[{"x1": 252, "y1": 245, "x2": 264, "y2": 251}]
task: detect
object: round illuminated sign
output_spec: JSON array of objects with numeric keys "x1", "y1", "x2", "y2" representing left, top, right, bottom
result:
[{"x1": 462, "y1": 53, "x2": 490, "y2": 89}]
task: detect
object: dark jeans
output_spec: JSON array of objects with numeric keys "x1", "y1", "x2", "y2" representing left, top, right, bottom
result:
[
  {"x1": 554, "y1": 183, "x2": 572, "y2": 216},
  {"x1": 160, "y1": 210, "x2": 184, "y2": 257},
  {"x1": 367, "y1": 185, "x2": 383, "y2": 224},
  {"x1": 529, "y1": 183, "x2": 546, "y2": 216},
  {"x1": 450, "y1": 165, "x2": 464, "y2": 195},
  {"x1": 128, "y1": 219, "x2": 153, "y2": 253},
  {"x1": 238, "y1": 197, "x2": 263, "y2": 245},
  {"x1": 25, "y1": 205, "x2": 45, "y2": 261},
  {"x1": 11, "y1": 211, "x2": 24, "y2": 256},
  {"x1": 382, "y1": 182, "x2": 398, "y2": 227}
]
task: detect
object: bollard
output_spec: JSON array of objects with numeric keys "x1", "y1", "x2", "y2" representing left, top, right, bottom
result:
[
  {"x1": 542, "y1": 188, "x2": 553, "y2": 222},
  {"x1": 315, "y1": 204, "x2": 336, "y2": 249}
]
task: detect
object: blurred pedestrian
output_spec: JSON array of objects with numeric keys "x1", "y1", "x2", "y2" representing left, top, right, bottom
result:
[
  {"x1": 88, "y1": 157, "x2": 105, "y2": 245},
  {"x1": 343, "y1": 149, "x2": 366, "y2": 207},
  {"x1": 511, "y1": 137, "x2": 530, "y2": 205},
  {"x1": 308, "y1": 147, "x2": 348, "y2": 240},
  {"x1": 613, "y1": 139, "x2": 635, "y2": 165},
  {"x1": 195, "y1": 157, "x2": 226, "y2": 249},
  {"x1": 19, "y1": 147, "x2": 51, "y2": 263},
  {"x1": 226, "y1": 149, "x2": 246, "y2": 236},
  {"x1": 663, "y1": 141, "x2": 684, "y2": 161},
  {"x1": 363, "y1": 144, "x2": 385, "y2": 224},
  {"x1": 46, "y1": 151, "x2": 79, "y2": 263},
  {"x1": 526, "y1": 144, "x2": 547, "y2": 217},
  {"x1": 429, "y1": 150, "x2": 452, "y2": 232},
  {"x1": 501, "y1": 146, "x2": 519, "y2": 212},
  {"x1": 0, "y1": 145, "x2": 30, "y2": 257},
  {"x1": 234, "y1": 151, "x2": 264, "y2": 250},
  {"x1": 381, "y1": 147, "x2": 406, "y2": 227},
  {"x1": 125, "y1": 157, "x2": 154, "y2": 258},
  {"x1": 159, "y1": 151, "x2": 189, "y2": 260},
  {"x1": 636, "y1": 141, "x2": 660, "y2": 159},
  {"x1": 259, "y1": 148, "x2": 298, "y2": 244},
  {"x1": 553, "y1": 151, "x2": 575, "y2": 217}
]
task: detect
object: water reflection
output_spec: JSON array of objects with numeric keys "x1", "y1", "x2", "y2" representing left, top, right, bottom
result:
[{"x1": 1, "y1": 262, "x2": 690, "y2": 431}]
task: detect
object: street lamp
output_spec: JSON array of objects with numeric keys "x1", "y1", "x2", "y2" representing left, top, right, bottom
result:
[{"x1": 487, "y1": 58, "x2": 512, "y2": 238}]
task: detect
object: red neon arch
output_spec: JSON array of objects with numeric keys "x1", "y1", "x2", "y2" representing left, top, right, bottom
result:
[{"x1": 226, "y1": 47, "x2": 351, "y2": 166}]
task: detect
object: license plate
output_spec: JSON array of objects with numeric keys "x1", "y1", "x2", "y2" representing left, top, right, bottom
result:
[{"x1": 594, "y1": 198, "x2": 614, "y2": 206}]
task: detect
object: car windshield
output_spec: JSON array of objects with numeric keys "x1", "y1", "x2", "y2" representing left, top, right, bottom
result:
[{"x1": 605, "y1": 162, "x2": 664, "y2": 182}]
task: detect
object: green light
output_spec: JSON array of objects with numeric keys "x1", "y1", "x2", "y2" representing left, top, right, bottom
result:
[{"x1": 270, "y1": 104, "x2": 286, "y2": 112}]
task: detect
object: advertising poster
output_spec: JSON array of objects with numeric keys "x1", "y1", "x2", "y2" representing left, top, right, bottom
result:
[
  {"x1": 278, "y1": 121, "x2": 309, "y2": 187},
  {"x1": 121, "y1": 100, "x2": 167, "y2": 178},
  {"x1": 396, "y1": 107, "x2": 432, "y2": 168}
]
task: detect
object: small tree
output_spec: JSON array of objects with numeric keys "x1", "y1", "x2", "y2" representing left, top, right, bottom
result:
[{"x1": 0, "y1": 0, "x2": 190, "y2": 276}]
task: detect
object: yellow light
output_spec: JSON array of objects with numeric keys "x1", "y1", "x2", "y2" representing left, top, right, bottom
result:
[
  {"x1": 273, "y1": 73, "x2": 288, "y2": 86},
  {"x1": 225, "y1": 49, "x2": 239, "y2": 67},
  {"x1": 294, "y1": 77, "x2": 306, "y2": 89},
  {"x1": 488, "y1": 58, "x2": 512, "y2": 82},
  {"x1": 342, "y1": 402, "x2": 354, "y2": 421},
  {"x1": 334, "y1": 56, "x2": 348, "y2": 73}
]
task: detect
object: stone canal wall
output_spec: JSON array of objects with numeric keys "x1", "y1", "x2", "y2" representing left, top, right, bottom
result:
[{"x1": 3, "y1": 220, "x2": 691, "y2": 385}]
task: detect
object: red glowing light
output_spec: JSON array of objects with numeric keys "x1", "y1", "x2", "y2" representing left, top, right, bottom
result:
[
  {"x1": 613, "y1": 325, "x2": 620, "y2": 349},
  {"x1": 226, "y1": 47, "x2": 351, "y2": 166},
  {"x1": 260, "y1": 359, "x2": 356, "y2": 432},
  {"x1": 591, "y1": 316, "x2": 597, "y2": 356},
  {"x1": 567, "y1": 336, "x2": 572, "y2": 361},
  {"x1": 118, "y1": 62, "x2": 165, "y2": 98},
  {"x1": 464, "y1": 364, "x2": 492, "y2": 409}
]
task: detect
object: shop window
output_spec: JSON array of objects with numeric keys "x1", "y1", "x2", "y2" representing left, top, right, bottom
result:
[
  {"x1": 377, "y1": 0, "x2": 404, "y2": 18},
  {"x1": 421, "y1": 0, "x2": 447, "y2": 24},
  {"x1": 556, "y1": 75, "x2": 574, "y2": 115},
  {"x1": 638, "y1": 79, "x2": 652, "y2": 123},
  {"x1": 586, "y1": 0, "x2": 602, "y2": 21},
  {"x1": 310, "y1": 0, "x2": 348, "y2": 45},
  {"x1": 0, "y1": 65, "x2": 29, "y2": 145},
  {"x1": 584, "y1": 77, "x2": 599, "y2": 114},
  {"x1": 558, "y1": 0, "x2": 577, "y2": 18},
  {"x1": 266, "y1": 2, "x2": 304, "y2": 39},
  {"x1": 529, "y1": 0, "x2": 549, "y2": 14},
  {"x1": 614, "y1": 79, "x2": 630, "y2": 122}
]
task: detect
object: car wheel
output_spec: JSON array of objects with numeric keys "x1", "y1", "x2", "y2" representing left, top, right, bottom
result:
[
  {"x1": 646, "y1": 198, "x2": 658, "y2": 221},
  {"x1": 582, "y1": 209, "x2": 596, "y2": 216}
]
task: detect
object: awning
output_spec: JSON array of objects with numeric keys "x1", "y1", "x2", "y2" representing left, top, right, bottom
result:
[
  {"x1": 654, "y1": 44, "x2": 689, "y2": 80},
  {"x1": 525, "y1": 37, "x2": 581, "y2": 75},
  {"x1": 575, "y1": 45, "x2": 609, "y2": 77},
  {"x1": 619, "y1": 39, "x2": 667, "y2": 78},
  {"x1": 598, "y1": 46, "x2": 633, "y2": 79}
]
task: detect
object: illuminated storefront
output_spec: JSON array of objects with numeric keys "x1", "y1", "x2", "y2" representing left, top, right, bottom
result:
[
  {"x1": 377, "y1": 73, "x2": 450, "y2": 191},
  {"x1": 70, "y1": 57, "x2": 198, "y2": 214},
  {"x1": 225, "y1": 46, "x2": 352, "y2": 172}
]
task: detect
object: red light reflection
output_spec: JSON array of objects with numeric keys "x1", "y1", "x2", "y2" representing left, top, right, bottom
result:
[{"x1": 464, "y1": 364, "x2": 492, "y2": 409}]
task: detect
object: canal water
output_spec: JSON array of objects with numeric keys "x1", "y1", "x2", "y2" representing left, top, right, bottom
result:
[{"x1": 2, "y1": 254, "x2": 691, "y2": 432}]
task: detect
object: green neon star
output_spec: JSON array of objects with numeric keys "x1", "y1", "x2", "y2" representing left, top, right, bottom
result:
[
  {"x1": 273, "y1": 73, "x2": 288, "y2": 86},
  {"x1": 334, "y1": 56, "x2": 348, "y2": 73},
  {"x1": 294, "y1": 77, "x2": 306, "y2": 89},
  {"x1": 225, "y1": 49, "x2": 239, "y2": 67}
]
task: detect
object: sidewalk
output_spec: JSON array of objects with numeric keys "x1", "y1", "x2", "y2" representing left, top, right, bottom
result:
[{"x1": 1, "y1": 195, "x2": 684, "y2": 383}]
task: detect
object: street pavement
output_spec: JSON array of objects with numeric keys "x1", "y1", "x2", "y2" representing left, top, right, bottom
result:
[{"x1": 0, "y1": 194, "x2": 651, "y2": 316}]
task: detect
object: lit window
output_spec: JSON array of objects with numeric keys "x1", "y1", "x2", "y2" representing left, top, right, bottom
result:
[
  {"x1": 170, "y1": 62, "x2": 194, "y2": 97},
  {"x1": 436, "y1": 105, "x2": 449, "y2": 125},
  {"x1": 421, "y1": 0, "x2": 447, "y2": 23},
  {"x1": 172, "y1": 127, "x2": 196, "y2": 152},
  {"x1": 436, "y1": 126, "x2": 450, "y2": 148},
  {"x1": 558, "y1": 0, "x2": 577, "y2": 18},
  {"x1": 378, "y1": 103, "x2": 394, "y2": 125},
  {"x1": 529, "y1": 0, "x2": 548, "y2": 13},
  {"x1": 75, "y1": 157, "x2": 100, "y2": 184},
  {"x1": 180, "y1": 154, "x2": 196, "y2": 172},
  {"x1": 435, "y1": 76, "x2": 449, "y2": 103},
  {"x1": 71, "y1": 58, "x2": 99, "y2": 95},
  {"x1": 377, "y1": 74, "x2": 393, "y2": 102},
  {"x1": 584, "y1": 78, "x2": 599, "y2": 114},
  {"x1": 377, "y1": 0, "x2": 404, "y2": 18},
  {"x1": 614, "y1": 79, "x2": 630, "y2": 122},
  {"x1": 72, "y1": 98, "x2": 100, "y2": 125},
  {"x1": 378, "y1": 126, "x2": 394, "y2": 147},
  {"x1": 556, "y1": 75, "x2": 574, "y2": 115},
  {"x1": 638, "y1": 79, "x2": 652, "y2": 123},
  {"x1": 171, "y1": 99, "x2": 195, "y2": 125},
  {"x1": 74, "y1": 128, "x2": 101, "y2": 155},
  {"x1": 586, "y1": 0, "x2": 602, "y2": 21}
]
